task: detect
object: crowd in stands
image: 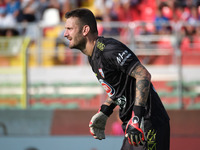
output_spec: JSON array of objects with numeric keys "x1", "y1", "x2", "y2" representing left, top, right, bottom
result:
[
  {"x1": 1, "y1": 0, "x2": 200, "y2": 52},
  {"x1": 0, "y1": 1, "x2": 200, "y2": 27}
]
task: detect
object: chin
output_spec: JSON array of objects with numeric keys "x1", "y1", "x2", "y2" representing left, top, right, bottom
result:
[
  {"x1": 69, "y1": 43, "x2": 75, "y2": 49},
  {"x1": 68, "y1": 45, "x2": 73, "y2": 49}
]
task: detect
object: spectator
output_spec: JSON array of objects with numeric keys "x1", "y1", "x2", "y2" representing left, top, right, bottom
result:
[
  {"x1": 154, "y1": 2, "x2": 170, "y2": 32},
  {"x1": 114, "y1": 0, "x2": 135, "y2": 22},
  {"x1": 0, "y1": 0, "x2": 6, "y2": 28},
  {"x1": 1, "y1": 0, "x2": 20, "y2": 28},
  {"x1": 180, "y1": 24, "x2": 196, "y2": 51},
  {"x1": 0, "y1": 0, "x2": 6, "y2": 15},
  {"x1": 35, "y1": 0, "x2": 49, "y2": 21},
  {"x1": 101, "y1": 13, "x2": 120, "y2": 37},
  {"x1": 17, "y1": 0, "x2": 39, "y2": 22},
  {"x1": 93, "y1": 0, "x2": 114, "y2": 19},
  {"x1": 175, "y1": 5, "x2": 191, "y2": 22},
  {"x1": 60, "y1": 0, "x2": 74, "y2": 20},
  {"x1": 187, "y1": 5, "x2": 200, "y2": 24},
  {"x1": 180, "y1": 23, "x2": 200, "y2": 52},
  {"x1": 192, "y1": 26, "x2": 200, "y2": 51},
  {"x1": 1, "y1": 4, "x2": 17, "y2": 37},
  {"x1": 48, "y1": 0, "x2": 60, "y2": 10},
  {"x1": 3, "y1": 28, "x2": 19, "y2": 36},
  {"x1": 5, "y1": 0, "x2": 20, "y2": 17}
]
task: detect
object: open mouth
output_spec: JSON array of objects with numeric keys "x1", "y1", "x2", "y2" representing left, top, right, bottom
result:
[{"x1": 68, "y1": 37, "x2": 72, "y2": 42}]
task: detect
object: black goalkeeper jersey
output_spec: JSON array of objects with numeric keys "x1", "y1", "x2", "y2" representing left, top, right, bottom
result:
[{"x1": 88, "y1": 37, "x2": 169, "y2": 131}]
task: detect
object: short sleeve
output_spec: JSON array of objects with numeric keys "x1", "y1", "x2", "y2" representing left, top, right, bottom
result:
[{"x1": 102, "y1": 43, "x2": 140, "y2": 75}]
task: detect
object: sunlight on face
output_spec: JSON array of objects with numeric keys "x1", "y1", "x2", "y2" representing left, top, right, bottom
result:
[{"x1": 64, "y1": 17, "x2": 86, "y2": 50}]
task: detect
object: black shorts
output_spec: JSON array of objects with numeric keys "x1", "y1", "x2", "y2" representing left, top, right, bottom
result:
[{"x1": 121, "y1": 122, "x2": 170, "y2": 150}]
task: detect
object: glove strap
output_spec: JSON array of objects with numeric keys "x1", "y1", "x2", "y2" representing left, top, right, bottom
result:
[
  {"x1": 100, "y1": 103, "x2": 116, "y2": 117},
  {"x1": 133, "y1": 105, "x2": 145, "y2": 125}
]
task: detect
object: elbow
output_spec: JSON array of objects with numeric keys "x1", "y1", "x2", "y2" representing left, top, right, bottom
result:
[
  {"x1": 143, "y1": 69, "x2": 151, "y2": 82},
  {"x1": 147, "y1": 71, "x2": 151, "y2": 81}
]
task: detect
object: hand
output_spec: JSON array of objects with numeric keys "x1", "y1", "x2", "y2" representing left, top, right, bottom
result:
[
  {"x1": 125, "y1": 112, "x2": 145, "y2": 146},
  {"x1": 89, "y1": 111, "x2": 108, "y2": 140}
]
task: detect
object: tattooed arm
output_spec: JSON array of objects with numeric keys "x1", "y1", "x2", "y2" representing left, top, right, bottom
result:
[
  {"x1": 125, "y1": 63, "x2": 150, "y2": 146},
  {"x1": 103, "y1": 97, "x2": 116, "y2": 106},
  {"x1": 130, "y1": 63, "x2": 151, "y2": 107}
]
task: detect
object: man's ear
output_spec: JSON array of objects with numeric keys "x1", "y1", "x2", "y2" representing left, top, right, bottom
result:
[{"x1": 82, "y1": 25, "x2": 90, "y2": 36}]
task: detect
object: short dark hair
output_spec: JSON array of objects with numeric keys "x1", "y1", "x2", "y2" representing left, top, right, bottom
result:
[{"x1": 65, "y1": 8, "x2": 98, "y2": 35}]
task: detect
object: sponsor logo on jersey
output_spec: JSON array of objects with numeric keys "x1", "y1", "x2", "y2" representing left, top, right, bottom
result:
[
  {"x1": 99, "y1": 79, "x2": 115, "y2": 97},
  {"x1": 96, "y1": 41, "x2": 105, "y2": 51},
  {"x1": 116, "y1": 50, "x2": 132, "y2": 66},
  {"x1": 98, "y1": 68, "x2": 105, "y2": 78}
]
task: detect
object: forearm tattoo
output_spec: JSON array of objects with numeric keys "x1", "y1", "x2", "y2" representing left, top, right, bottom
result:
[
  {"x1": 105, "y1": 98, "x2": 114, "y2": 105},
  {"x1": 131, "y1": 64, "x2": 151, "y2": 107}
]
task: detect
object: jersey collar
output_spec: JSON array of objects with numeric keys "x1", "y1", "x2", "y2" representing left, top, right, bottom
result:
[{"x1": 90, "y1": 36, "x2": 101, "y2": 60}]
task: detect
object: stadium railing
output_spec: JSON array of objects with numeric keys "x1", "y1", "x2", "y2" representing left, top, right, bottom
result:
[{"x1": 0, "y1": 21, "x2": 200, "y2": 109}]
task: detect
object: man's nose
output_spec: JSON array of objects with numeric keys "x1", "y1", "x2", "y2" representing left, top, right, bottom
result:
[{"x1": 64, "y1": 30, "x2": 68, "y2": 37}]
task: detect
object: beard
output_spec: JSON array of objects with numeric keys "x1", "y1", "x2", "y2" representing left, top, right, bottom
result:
[{"x1": 68, "y1": 34, "x2": 86, "y2": 52}]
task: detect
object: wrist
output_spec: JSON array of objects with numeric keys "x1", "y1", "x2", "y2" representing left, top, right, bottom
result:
[
  {"x1": 100, "y1": 103, "x2": 116, "y2": 117},
  {"x1": 132, "y1": 105, "x2": 145, "y2": 124}
]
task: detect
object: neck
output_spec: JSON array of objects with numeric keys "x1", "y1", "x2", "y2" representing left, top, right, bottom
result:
[{"x1": 82, "y1": 35, "x2": 98, "y2": 57}]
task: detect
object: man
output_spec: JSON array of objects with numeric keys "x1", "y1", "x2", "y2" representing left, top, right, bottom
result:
[{"x1": 64, "y1": 8, "x2": 170, "y2": 150}]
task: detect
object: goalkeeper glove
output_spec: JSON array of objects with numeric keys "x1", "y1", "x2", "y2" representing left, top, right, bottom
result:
[
  {"x1": 125, "y1": 105, "x2": 145, "y2": 146},
  {"x1": 89, "y1": 103, "x2": 116, "y2": 140}
]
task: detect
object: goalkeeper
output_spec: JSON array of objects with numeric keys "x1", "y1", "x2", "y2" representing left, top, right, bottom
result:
[{"x1": 64, "y1": 8, "x2": 170, "y2": 150}]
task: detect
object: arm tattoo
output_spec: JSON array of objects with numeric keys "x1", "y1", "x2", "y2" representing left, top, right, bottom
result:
[
  {"x1": 105, "y1": 98, "x2": 114, "y2": 105},
  {"x1": 131, "y1": 64, "x2": 151, "y2": 107},
  {"x1": 104, "y1": 97, "x2": 114, "y2": 106}
]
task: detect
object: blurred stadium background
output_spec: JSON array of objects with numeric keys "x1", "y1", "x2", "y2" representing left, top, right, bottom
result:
[{"x1": 0, "y1": 0, "x2": 200, "y2": 150}]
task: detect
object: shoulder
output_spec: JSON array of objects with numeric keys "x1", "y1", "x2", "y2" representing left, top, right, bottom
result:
[
  {"x1": 97, "y1": 37, "x2": 129, "y2": 56},
  {"x1": 97, "y1": 37, "x2": 125, "y2": 50}
]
